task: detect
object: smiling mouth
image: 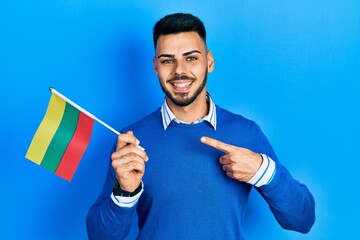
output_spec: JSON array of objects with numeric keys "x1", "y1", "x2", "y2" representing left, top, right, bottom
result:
[
  {"x1": 173, "y1": 81, "x2": 191, "y2": 88},
  {"x1": 170, "y1": 81, "x2": 193, "y2": 91}
]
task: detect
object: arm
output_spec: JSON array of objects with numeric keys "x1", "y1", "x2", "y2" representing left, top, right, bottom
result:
[
  {"x1": 200, "y1": 128, "x2": 315, "y2": 233},
  {"x1": 257, "y1": 162, "x2": 315, "y2": 233},
  {"x1": 254, "y1": 125, "x2": 315, "y2": 233},
  {"x1": 86, "y1": 131, "x2": 148, "y2": 239},
  {"x1": 86, "y1": 164, "x2": 138, "y2": 240}
]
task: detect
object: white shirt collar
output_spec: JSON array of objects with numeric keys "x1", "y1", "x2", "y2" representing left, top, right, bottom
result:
[{"x1": 160, "y1": 92, "x2": 217, "y2": 130}]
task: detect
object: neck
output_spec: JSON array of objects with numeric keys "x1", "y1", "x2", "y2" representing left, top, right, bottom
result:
[{"x1": 166, "y1": 91, "x2": 209, "y2": 123}]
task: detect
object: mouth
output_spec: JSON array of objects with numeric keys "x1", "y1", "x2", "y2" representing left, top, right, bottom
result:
[
  {"x1": 169, "y1": 80, "x2": 193, "y2": 92},
  {"x1": 167, "y1": 75, "x2": 196, "y2": 93}
]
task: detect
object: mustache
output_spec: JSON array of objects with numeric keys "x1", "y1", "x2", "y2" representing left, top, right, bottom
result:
[{"x1": 167, "y1": 75, "x2": 196, "y2": 82}]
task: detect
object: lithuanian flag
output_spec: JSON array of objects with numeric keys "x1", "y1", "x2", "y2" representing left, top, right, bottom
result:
[{"x1": 25, "y1": 88, "x2": 98, "y2": 181}]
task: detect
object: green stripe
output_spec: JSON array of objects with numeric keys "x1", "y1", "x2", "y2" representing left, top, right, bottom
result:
[{"x1": 40, "y1": 103, "x2": 80, "y2": 172}]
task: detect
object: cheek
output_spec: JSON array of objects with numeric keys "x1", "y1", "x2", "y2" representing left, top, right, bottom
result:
[
  {"x1": 192, "y1": 60, "x2": 208, "y2": 74},
  {"x1": 156, "y1": 69, "x2": 172, "y2": 84},
  {"x1": 192, "y1": 66, "x2": 207, "y2": 79},
  {"x1": 160, "y1": 66, "x2": 179, "y2": 81}
]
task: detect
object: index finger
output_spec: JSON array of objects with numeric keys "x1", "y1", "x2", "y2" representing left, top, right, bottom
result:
[
  {"x1": 200, "y1": 136, "x2": 236, "y2": 154},
  {"x1": 116, "y1": 131, "x2": 141, "y2": 150}
]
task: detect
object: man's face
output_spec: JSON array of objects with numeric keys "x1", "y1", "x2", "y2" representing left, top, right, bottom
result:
[{"x1": 153, "y1": 32, "x2": 214, "y2": 107}]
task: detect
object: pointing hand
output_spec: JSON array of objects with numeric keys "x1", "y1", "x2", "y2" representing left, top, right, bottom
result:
[{"x1": 200, "y1": 136, "x2": 262, "y2": 182}]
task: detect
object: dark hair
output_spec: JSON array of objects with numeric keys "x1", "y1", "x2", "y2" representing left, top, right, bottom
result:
[{"x1": 153, "y1": 13, "x2": 206, "y2": 49}]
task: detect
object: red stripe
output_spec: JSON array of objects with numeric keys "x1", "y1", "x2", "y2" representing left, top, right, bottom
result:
[{"x1": 55, "y1": 112, "x2": 94, "y2": 181}]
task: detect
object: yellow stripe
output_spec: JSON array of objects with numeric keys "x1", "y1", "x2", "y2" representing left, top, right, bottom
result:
[{"x1": 25, "y1": 94, "x2": 66, "y2": 164}]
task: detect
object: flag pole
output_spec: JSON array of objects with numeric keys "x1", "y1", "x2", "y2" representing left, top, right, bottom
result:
[{"x1": 49, "y1": 87, "x2": 120, "y2": 135}]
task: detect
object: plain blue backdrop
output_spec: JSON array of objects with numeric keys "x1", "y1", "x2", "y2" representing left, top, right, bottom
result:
[{"x1": 1, "y1": 0, "x2": 359, "y2": 239}]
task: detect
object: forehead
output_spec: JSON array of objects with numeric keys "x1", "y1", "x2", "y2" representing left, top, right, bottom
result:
[{"x1": 155, "y1": 32, "x2": 206, "y2": 56}]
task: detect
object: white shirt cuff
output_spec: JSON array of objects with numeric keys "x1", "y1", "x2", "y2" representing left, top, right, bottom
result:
[
  {"x1": 247, "y1": 154, "x2": 276, "y2": 187},
  {"x1": 111, "y1": 184, "x2": 144, "y2": 208}
]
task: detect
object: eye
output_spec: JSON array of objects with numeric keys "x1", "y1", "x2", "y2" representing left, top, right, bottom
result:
[
  {"x1": 186, "y1": 56, "x2": 197, "y2": 62},
  {"x1": 161, "y1": 59, "x2": 174, "y2": 64}
]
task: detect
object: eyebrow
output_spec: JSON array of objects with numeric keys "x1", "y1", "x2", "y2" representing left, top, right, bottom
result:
[
  {"x1": 157, "y1": 50, "x2": 202, "y2": 59},
  {"x1": 183, "y1": 50, "x2": 201, "y2": 56}
]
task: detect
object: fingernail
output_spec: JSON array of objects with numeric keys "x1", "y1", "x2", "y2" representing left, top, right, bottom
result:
[{"x1": 137, "y1": 145, "x2": 145, "y2": 151}]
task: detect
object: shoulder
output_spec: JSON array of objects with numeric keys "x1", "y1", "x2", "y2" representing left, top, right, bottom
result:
[
  {"x1": 215, "y1": 105, "x2": 274, "y2": 155},
  {"x1": 216, "y1": 105, "x2": 258, "y2": 130}
]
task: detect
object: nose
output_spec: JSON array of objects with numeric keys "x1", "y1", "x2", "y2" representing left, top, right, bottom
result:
[{"x1": 173, "y1": 60, "x2": 187, "y2": 75}]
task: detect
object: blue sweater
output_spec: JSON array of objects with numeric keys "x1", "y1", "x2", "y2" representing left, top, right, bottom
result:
[{"x1": 87, "y1": 106, "x2": 315, "y2": 239}]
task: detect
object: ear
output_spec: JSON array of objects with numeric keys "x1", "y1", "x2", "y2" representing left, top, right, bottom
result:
[
  {"x1": 207, "y1": 51, "x2": 214, "y2": 73},
  {"x1": 153, "y1": 56, "x2": 159, "y2": 76}
]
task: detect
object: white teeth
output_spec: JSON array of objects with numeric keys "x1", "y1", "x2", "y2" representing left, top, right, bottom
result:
[{"x1": 174, "y1": 82, "x2": 191, "y2": 88}]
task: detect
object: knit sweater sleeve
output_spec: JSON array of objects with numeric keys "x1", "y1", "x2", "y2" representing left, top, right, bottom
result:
[
  {"x1": 86, "y1": 147, "x2": 138, "y2": 239},
  {"x1": 253, "y1": 124, "x2": 315, "y2": 233}
]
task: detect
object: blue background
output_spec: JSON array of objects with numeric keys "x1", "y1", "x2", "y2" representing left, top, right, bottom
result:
[{"x1": 1, "y1": 1, "x2": 359, "y2": 239}]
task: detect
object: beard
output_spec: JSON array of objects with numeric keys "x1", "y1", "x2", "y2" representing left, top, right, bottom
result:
[{"x1": 160, "y1": 68, "x2": 208, "y2": 107}]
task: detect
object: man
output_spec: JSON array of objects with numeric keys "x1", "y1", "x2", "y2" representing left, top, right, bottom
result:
[{"x1": 86, "y1": 13, "x2": 315, "y2": 239}]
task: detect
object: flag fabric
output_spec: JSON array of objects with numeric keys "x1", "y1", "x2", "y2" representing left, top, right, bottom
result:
[{"x1": 25, "y1": 92, "x2": 94, "y2": 181}]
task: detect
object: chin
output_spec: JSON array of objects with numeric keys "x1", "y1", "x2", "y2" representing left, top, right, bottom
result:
[{"x1": 169, "y1": 94, "x2": 195, "y2": 107}]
